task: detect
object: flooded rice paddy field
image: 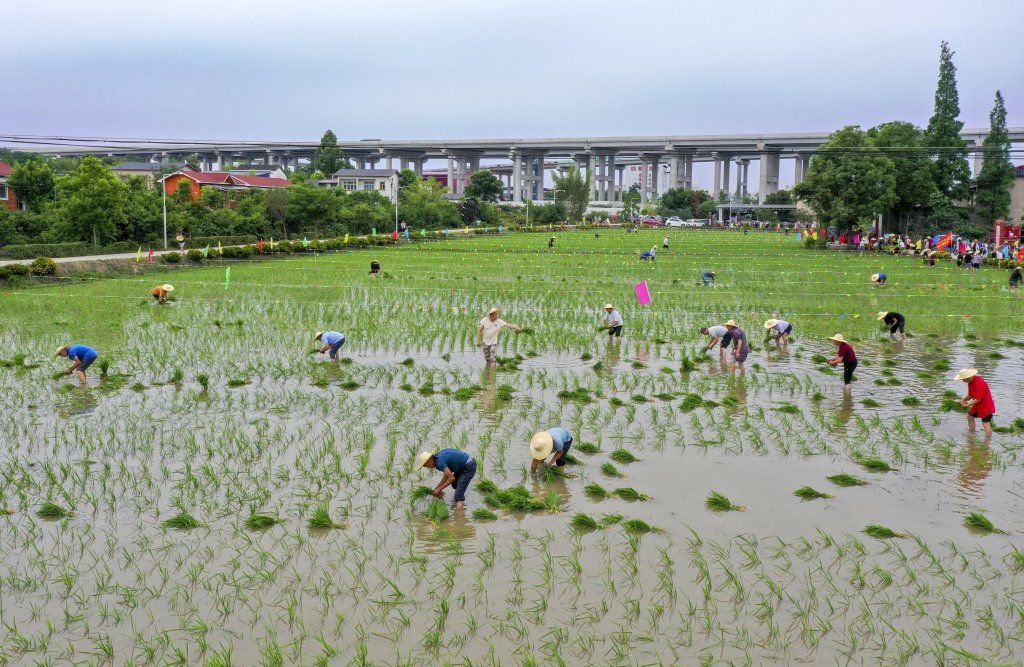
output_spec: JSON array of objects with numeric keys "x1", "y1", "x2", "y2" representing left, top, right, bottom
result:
[{"x1": 2, "y1": 231, "x2": 1024, "y2": 665}]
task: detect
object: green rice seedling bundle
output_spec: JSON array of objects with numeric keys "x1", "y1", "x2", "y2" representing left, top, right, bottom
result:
[
  {"x1": 496, "y1": 356, "x2": 522, "y2": 371},
  {"x1": 98, "y1": 358, "x2": 111, "y2": 376},
  {"x1": 600, "y1": 462, "x2": 623, "y2": 477},
  {"x1": 901, "y1": 396, "x2": 921, "y2": 407},
  {"x1": 631, "y1": 394, "x2": 648, "y2": 403},
  {"x1": 496, "y1": 384, "x2": 515, "y2": 401},
  {"x1": 571, "y1": 512, "x2": 600, "y2": 530},
  {"x1": 654, "y1": 392, "x2": 676, "y2": 401},
  {"x1": 563, "y1": 453, "x2": 581, "y2": 465},
  {"x1": 244, "y1": 513, "x2": 284, "y2": 529},
  {"x1": 611, "y1": 487, "x2": 652, "y2": 501},
  {"x1": 575, "y1": 442, "x2": 601, "y2": 454},
  {"x1": 227, "y1": 378, "x2": 250, "y2": 387},
  {"x1": 308, "y1": 502, "x2": 345, "y2": 529},
  {"x1": 623, "y1": 518, "x2": 659, "y2": 533},
  {"x1": 827, "y1": 473, "x2": 867, "y2": 486},
  {"x1": 472, "y1": 508, "x2": 498, "y2": 520},
  {"x1": 855, "y1": 455, "x2": 896, "y2": 472},
  {"x1": 584, "y1": 483, "x2": 609, "y2": 498},
  {"x1": 580, "y1": 352, "x2": 593, "y2": 361},
  {"x1": 706, "y1": 491, "x2": 744, "y2": 512},
  {"x1": 811, "y1": 353, "x2": 829, "y2": 364},
  {"x1": 861, "y1": 398, "x2": 882, "y2": 408},
  {"x1": 542, "y1": 492, "x2": 564, "y2": 512},
  {"x1": 400, "y1": 357, "x2": 415, "y2": 366},
  {"x1": 482, "y1": 484, "x2": 548, "y2": 512},
  {"x1": 940, "y1": 396, "x2": 963, "y2": 412},
  {"x1": 340, "y1": 379, "x2": 361, "y2": 390},
  {"x1": 477, "y1": 479, "x2": 499, "y2": 495},
  {"x1": 964, "y1": 511, "x2": 1006, "y2": 534},
  {"x1": 609, "y1": 396, "x2": 625, "y2": 407},
  {"x1": 411, "y1": 485, "x2": 434, "y2": 501},
  {"x1": 793, "y1": 486, "x2": 832, "y2": 500},
  {"x1": 863, "y1": 524, "x2": 906, "y2": 539},
  {"x1": 773, "y1": 403, "x2": 800, "y2": 414},
  {"x1": 556, "y1": 387, "x2": 593, "y2": 403},
  {"x1": 162, "y1": 511, "x2": 203, "y2": 530},
  {"x1": 600, "y1": 513, "x2": 624, "y2": 526},
  {"x1": 609, "y1": 449, "x2": 639, "y2": 463},
  {"x1": 453, "y1": 386, "x2": 479, "y2": 401},
  {"x1": 537, "y1": 465, "x2": 576, "y2": 482},
  {"x1": 680, "y1": 393, "x2": 703, "y2": 411},
  {"x1": 721, "y1": 395, "x2": 738, "y2": 406},
  {"x1": 168, "y1": 368, "x2": 184, "y2": 384},
  {"x1": 37, "y1": 501, "x2": 74, "y2": 519},
  {"x1": 425, "y1": 499, "x2": 450, "y2": 522},
  {"x1": 195, "y1": 373, "x2": 210, "y2": 392}
]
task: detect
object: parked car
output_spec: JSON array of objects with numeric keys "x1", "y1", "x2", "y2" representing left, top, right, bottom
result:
[
  {"x1": 640, "y1": 216, "x2": 662, "y2": 226},
  {"x1": 665, "y1": 217, "x2": 684, "y2": 227},
  {"x1": 682, "y1": 218, "x2": 706, "y2": 227}
]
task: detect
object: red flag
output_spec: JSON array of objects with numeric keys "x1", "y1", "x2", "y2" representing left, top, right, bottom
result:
[
  {"x1": 257, "y1": 238, "x2": 264, "y2": 252},
  {"x1": 935, "y1": 233, "x2": 953, "y2": 251},
  {"x1": 147, "y1": 247, "x2": 154, "y2": 264},
  {"x1": 391, "y1": 230, "x2": 399, "y2": 241}
]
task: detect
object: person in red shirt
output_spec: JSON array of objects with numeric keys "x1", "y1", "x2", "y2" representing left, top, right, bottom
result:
[
  {"x1": 826, "y1": 334, "x2": 857, "y2": 396},
  {"x1": 955, "y1": 368, "x2": 995, "y2": 437}
]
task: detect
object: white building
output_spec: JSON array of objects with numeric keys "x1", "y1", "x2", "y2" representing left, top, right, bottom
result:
[{"x1": 319, "y1": 169, "x2": 398, "y2": 199}]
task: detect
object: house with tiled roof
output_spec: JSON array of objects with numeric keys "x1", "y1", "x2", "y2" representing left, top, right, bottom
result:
[
  {"x1": 161, "y1": 169, "x2": 291, "y2": 201},
  {"x1": 0, "y1": 161, "x2": 20, "y2": 211}
]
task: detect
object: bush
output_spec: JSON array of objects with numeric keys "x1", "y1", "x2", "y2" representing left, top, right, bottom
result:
[
  {"x1": 220, "y1": 245, "x2": 253, "y2": 259},
  {"x1": 186, "y1": 249, "x2": 205, "y2": 263},
  {"x1": 161, "y1": 252, "x2": 181, "y2": 263},
  {"x1": 0, "y1": 241, "x2": 137, "y2": 259},
  {"x1": 189, "y1": 235, "x2": 258, "y2": 247},
  {"x1": 0, "y1": 263, "x2": 31, "y2": 279},
  {"x1": 29, "y1": 256, "x2": 58, "y2": 276}
]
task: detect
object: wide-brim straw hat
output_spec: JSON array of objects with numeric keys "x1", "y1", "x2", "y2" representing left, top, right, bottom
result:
[
  {"x1": 764, "y1": 319, "x2": 779, "y2": 329},
  {"x1": 54, "y1": 345, "x2": 68, "y2": 357},
  {"x1": 829, "y1": 334, "x2": 847, "y2": 343},
  {"x1": 876, "y1": 311, "x2": 888, "y2": 320},
  {"x1": 954, "y1": 368, "x2": 978, "y2": 381},
  {"x1": 488, "y1": 308, "x2": 500, "y2": 316},
  {"x1": 314, "y1": 331, "x2": 324, "y2": 340},
  {"x1": 530, "y1": 432, "x2": 554, "y2": 460},
  {"x1": 871, "y1": 273, "x2": 881, "y2": 282},
  {"x1": 162, "y1": 284, "x2": 174, "y2": 292},
  {"x1": 725, "y1": 319, "x2": 737, "y2": 327},
  {"x1": 604, "y1": 304, "x2": 614, "y2": 310},
  {"x1": 416, "y1": 451, "x2": 433, "y2": 468}
]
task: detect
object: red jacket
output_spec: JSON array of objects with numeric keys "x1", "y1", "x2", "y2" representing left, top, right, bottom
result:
[{"x1": 967, "y1": 376, "x2": 995, "y2": 418}]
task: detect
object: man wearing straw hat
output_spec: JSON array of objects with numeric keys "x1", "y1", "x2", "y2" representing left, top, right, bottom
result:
[
  {"x1": 477, "y1": 308, "x2": 521, "y2": 368},
  {"x1": 700, "y1": 324, "x2": 732, "y2": 361},
  {"x1": 701, "y1": 271, "x2": 717, "y2": 286},
  {"x1": 763, "y1": 318, "x2": 792, "y2": 346},
  {"x1": 724, "y1": 320, "x2": 748, "y2": 373},
  {"x1": 826, "y1": 334, "x2": 857, "y2": 395},
  {"x1": 314, "y1": 330, "x2": 347, "y2": 361},
  {"x1": 416, "y1": 448, "x2": 476, "y2": 511},
  {"x1": 954, "y1": 368, "x2": 995, "y2": 437},
  {"x1": 529, "y1": 428, "x2": 574, "y2": 473},
  {"x1": 150, "y1": 283, "x2": 174, "y2": 305},
  {"x1": 603, "y1": 304, "x2": 624, "y2": 341},
  {"x1": 55, "y1": 343, "x2": 98, "y2": 387},
  {"x1": 871, "y1": 272, "x2": 888, "y2": 286},
  {"x1": 877, "y1": 311, "x2": 906, "y2": 340}
]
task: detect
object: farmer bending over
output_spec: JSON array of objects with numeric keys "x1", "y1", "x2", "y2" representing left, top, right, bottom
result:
[
  {"x1": 530, "y1": 428, "x2": 574, "y2": 473},
  {"x1": 725, "y1": 320, "x2": 748, "y2": 373},
  {"x1": 763, "y1": 318, "x2": 792, "y2": 346},
  {"x1": 700, "y1": 324, "x2": 731, "y2": 361},
  {"x1": 56, "y1": 344, "x2": 98, "y2": 387},
  {"x1": 827, "y1": 334, "x2": 857, "y2": 396},
  {"x1": 877, "y1": 311, "x2": 906, "y2": 340},
  {"x1": 955, "y1": 368, "x2": 995, "y2": 437},
  {"x1": 603, "y1": 304, "x2": 624, "y2": 341},
  {"x1": 417, "y1": 449, "x2": 476, "y2": 511},
  {"x1": 314, "y1": 330, "x2": 347, "y2": 360},
  {"x1": 150, "y1": 283, "x2": 174, "y2": 305},
  {"x1": 701, "y1": 271, "x2": 716, "y2": 286},
  {"x1": 477, "y1": 308, "x2": 521, "y2": 368},
  {"x1": 871, "y1": 272, "x2": 887, "y2": 286}
]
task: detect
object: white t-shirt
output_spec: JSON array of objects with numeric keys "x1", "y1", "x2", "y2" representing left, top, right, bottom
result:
[
  {"x1": 479, "y1": 317, "x2": 507, "y2": 346},
  {"x1": 708, "y1": 325, "x2": 728, "y2": 338},
  {"x1": 604, "y1": 310, "x2": 623, "y2": 327}
]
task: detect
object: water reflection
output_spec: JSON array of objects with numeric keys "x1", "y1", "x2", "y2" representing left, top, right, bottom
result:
[
  {"x1": 957, "y1": 434, "x2": 992, "y2": 495},
  {"x1": 55, "y1": 386, "x2": 98, "y2": 419},
  {"x1": 834, "y1": 393, "x2": 855, "y2": 429},
  {"x1": 477, "y1": 367, "x2": 499, "y2": 426},
  {"x1": 602, "y1": 345, "x2": 621, "y2": 372},
  {"x1": 414, "y1": 508, "x2": 478, "y2": 553}
]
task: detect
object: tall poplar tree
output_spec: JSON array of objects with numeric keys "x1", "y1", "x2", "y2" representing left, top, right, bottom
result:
[
  {"x1": 974, "y1": 90, "x2": 1015, "y2": 222},
  {"x1": 924, "y1": 41, "x2": 971, "y2": 203}
]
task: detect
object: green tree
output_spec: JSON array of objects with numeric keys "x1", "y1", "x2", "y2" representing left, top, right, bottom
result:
[
  {"x1": 7, "y1": 160, "x2": 55, "y2": 212},
  {"x1": 657, "y1": 187, "x2": 710, "y2": 219},
  {"x1": 267, "y1": 188, "x2": 288, "y2": 238},
  {"x1": 285, "y1": 184, "x2": 336, "y2": 238},
  {"x1": 399, "y1": 179, "x2": 461, "y2": 229},
  {"x1": 52, "y1": 157, "x2": 127, "y2": 246},
  {"x1": 552, "y1": 166, "x2": 589, "y2": 221},
  {"x1": 793, "y1": 126, "x2": 897, "y2": 230},
  {"x1": 925, "y1": 41, "x2": 970, "y2": 202},
  {"x1": 621, "y1": 184, "x2": 641, "y2": 222},
  {"x1": 866, "y1": 121, "x2": 937, "y2": 233},
  {"x1": 121, "y1": 176, "x2": 162, "y2": 242},
  {"x1": 313, "y1": 130, "x2": 350, "y2": 176},
  {"x1": 463, "y1": 169, "x2": 503, "y2": 203},
  {"x1": 763, "y1": 189, "x2": 796, "y2": 222},
  {"x1": 398, "y1": 168, "x2": 420, "y2": 192},
  {"x1": 974, "y1": 90, "x2": 1015, "y2": 223}
]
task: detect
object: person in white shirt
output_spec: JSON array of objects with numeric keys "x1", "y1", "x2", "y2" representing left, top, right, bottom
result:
[
  {"x1": 700, "y1": 324, "x2": 732, "y2": 360},
  {"x1": 602, "y1": 304, "x2": 624, "y2": 341},
  {"x1": 763, "y1": 318, "x2": 792, "y2": 346},
  {"x1": 476, "y1": 308, "x2": 521, "y2": 367}
]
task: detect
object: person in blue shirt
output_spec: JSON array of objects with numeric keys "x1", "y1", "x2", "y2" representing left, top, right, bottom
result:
[
  {"x1": 55, "y1": 344, "x2": 98, "y2": 386},
  {"x1": 529, "y1": 428, "x2": 574, "y2": 473},
  {"x1": 701, "y1": 271, "x2": 717, "y2": 286},
  {"x1": 417, "y1": 448, "x2": 476, "y2": 511},
  {"x1": 871, "y1": 272, "x2": 887, "y2": 286},
  {"x1": 314, "y1": 331, "x2": 346, "y2": 360}
]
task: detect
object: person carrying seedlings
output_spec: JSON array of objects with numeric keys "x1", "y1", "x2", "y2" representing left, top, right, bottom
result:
[
  {"x1": 369, "y1": 260, "x2": 381, "y2": 277},
  {"x1": 700, "y1": 324, "x2": 732, "y2": 360},
  {"x1": 149, "y1": 283, "x2": 174, "y2": 305},
  {"x1": 603, "y1": 304, "x2": 624, "y2": 341},
  {"x1": 55, "y1": 343, "x2": 98, "y2": 387},
  {"x1": 417, "y1": 449, "x2": 476, "y2": 511},
  {"x1": 724, "y1": 320, "x2": 747, "y2": 373},
  {"x1": 827, "y1": 334, "x2": 857, "y2": 395},
  {"x1": 530, "y1": 428, "x2": 574, "y2": 473},
  {"x1": 871, "y1": 272, "x2": 887, "y2": 286},
  {"x1": 1009, "y1": 265, "x2": 1022, "y2": 290},
  {"x1": 877, "y1": 311, "x2": 906, "y2": 340},
  {"x1": 639, "y1": 246, "x2": 656, "y2": 262},
  {"x1": 954, "y1": 368, "x2": 995, "y2": 437},
  {"x1": 763, "y1": 318, "x2": 792, "y2": 346},
  {"x1": 701, "y1": 271, "x2": 717, "y2": 286},
  {"x1": 477, "y1": 307, "x2": 521, "y2": 368},
  {"x1": 314, "y1": 330, "x2": 346, "y2": 361},
  {"x1": 662, "y1": 235, "x2": 669, "y2": 249},
  {"x1": 548, "y1": 236, "x2": 555, "y2": 249}
]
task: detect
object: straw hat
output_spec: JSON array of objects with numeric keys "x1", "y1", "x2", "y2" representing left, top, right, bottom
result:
[
  {"x1": 764, "y1": 319, "x2": 779, "y2": 329},
  {"x1": 724, "y1": 319, "x2": 737, "y2": 327},
  {"x1": 530, "y1": 432, "x2": 554, "y2": 460},
  {"x1": 54, "y1": 345, "x2": 68, "y2": 357},
  {"x1": 314, "y1": 331, "x2": 324, "y2": 340},
  {"x1": 954, "y1": 368, "x2": 978, "y2": 381},
  {"x1": 162, "y1": 284, "x2": 174, "y2": 292},
  {"x1": 876, "y1": 311, "x2": 889, "y2": 320},
  {"x1": 603, "y1": 303, "x2": 614, "y2": 310},
  {"x1": 487, "y1": 307, "x2": 500, "y2": 316},
  {"x1": 828, "y1": 334, "x2": 847, "y2": 343},
  {"x1": 871, "y1": 273, "x2": 881, "y2": 282},
  {"x1": 416, "y1": 451, "x2": 434, "y2": 468}
]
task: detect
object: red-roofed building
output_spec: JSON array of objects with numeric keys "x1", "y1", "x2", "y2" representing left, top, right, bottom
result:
[
  {"x1": 0, "y1": 161, "x2": 20, "y2": 211},
  {"x1": 161, "y1": 169, "x2": 291, "y2": 201}
]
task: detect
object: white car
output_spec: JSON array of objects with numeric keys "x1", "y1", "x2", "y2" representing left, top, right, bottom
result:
[
  {"x1": 665, "y1": 217, "x2": 684, "y2": 227},
  {"x1": 682, "y1": 219, "x2": 706, "y2": 227}
]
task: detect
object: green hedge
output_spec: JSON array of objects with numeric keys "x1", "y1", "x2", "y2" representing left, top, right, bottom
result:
[
  {"x1": 189, "y1": 235, "x2": 258, "y2": 247},
  {"x1": 0, "y1": 241, "x2": 138, "y2": 259},
  {"x1": 0, "y1": 264, "x2": 30, "y2": 279}
]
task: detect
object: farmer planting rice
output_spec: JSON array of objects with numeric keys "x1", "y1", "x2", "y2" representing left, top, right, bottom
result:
[
  {"x1": 724, "y1": 320, "x2": 748, "y2": 373},
  {"x1": 314, "y1": 330, "x2": 346, "y2": 361},
  {"x1": 529, "y1": 428, "x2": 574, "y2": 473},
  {"x1": 639, "y1": 246, "x2": 656, "y2": 262},
  {"x1": 827, "y1": 334, "x2": 857, "y2": 395},
  {"x1": 763, "y1": 318, "x2": 792, "y2": 346},
  {"x1": 150, "y1": 283, "x2": 174, "y2": 305},
  {"x1": 602, "y1": 304, "x2": 624, "y2": 341},
  {"x1": 417, "y1": 449, "x2": 476, "y2": 511},
  {"x1": 871, "y1": 272, "x2": 888, "y2": 286},
  {"x1": 477, "y1": 307, "x2": 521, "y2": 368},
  {"x1": 55, "y1": 343, "x2": 98, "y2": 386},
  {"x1": 369, "y1": 260, "x2": 381, "y2": 277},
  {"x1": 701, "y1": 271, "x2": 717, "y2": 286},
  {"x1": 877, "y1": 311, "x2": 906, "y2": 340},
  {"x1": 701, "y1": 324, "x2": 732, "y2": 360},
  {"x1": 1009, "y1": 265, "x2": 1022, "y2": 290},
  {"x1": 954, "y1": 368, "x2": 995, "y2": 437}
]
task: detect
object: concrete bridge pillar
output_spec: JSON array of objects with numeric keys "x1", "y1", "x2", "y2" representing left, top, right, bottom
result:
[
  {"x1": 533, "y1": 153, "x2": 546, "y2": 201},
  {"x1": 447, "y1": 158, "x2": 454, "y2": 193},
  {"x1": 646, "y1": 154, "x2": 661, "y2": 201},
  {"x1": 758, "y1": 151, "x2": 780, "y2": 203},
  {"x1": 721, "y1": 154, "x2": 732, "y2": 200},
  {"x1": 600, "y1": 154, "x2": 616, "y2": 201},
  {"x1": 639, "y1": 156, "x2": 649, "y2": 205},
  {"x1": 512, "y1": 152, "x2": 523, "y2": 203},
  {"x1": 616, "y1": 165, "x2": 625, "y2": 202}
]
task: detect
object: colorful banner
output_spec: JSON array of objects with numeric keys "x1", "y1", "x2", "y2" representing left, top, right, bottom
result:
[
  {"x1": 635, "y1": 281, "x2": 652, "y2": 305},
  {"x1": 935, "y1": 232, "x2": 953, "y2": 251},
  {"x1": 224, "y1": 266, "x2": 231, "y2": 288}
]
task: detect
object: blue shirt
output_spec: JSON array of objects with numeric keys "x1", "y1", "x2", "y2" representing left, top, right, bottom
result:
[
  {"x1": 67, "y1": 344, "x2": 97, "y2": 362},
  {"x1": 547, "y1": 428, "x2": 573, "y2": 453},
  {"x1": 433, "y1": 448, "x2": 471, "y2": 474},
  {"x1": 877, "y1": 272, "x2": 887, "y2": 281},
  {"x1": 321, "y1": 331, "x2": 345, "y2": 346}
]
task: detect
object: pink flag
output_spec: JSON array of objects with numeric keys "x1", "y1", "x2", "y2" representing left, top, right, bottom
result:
[{"x1": 635, "y1": 281, "x2": 651, "y2": 305}]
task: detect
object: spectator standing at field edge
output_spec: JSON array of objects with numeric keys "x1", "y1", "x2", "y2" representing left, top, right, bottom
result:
[
  {"x1": 56, "y1": 344, "x2": 98, "y2": 387},
  {"x1": 954, "y1": 368, "x2": 995, "y2": 437},
  {"x1": 827, "y1": 334, "x2": 857, "y2": 396},
  {"x1": 477, "y1": 308, "x2": 521, "y2": 368},
  {"x1": 603, "y1": 304, "x2": 624, "y2": 341}
]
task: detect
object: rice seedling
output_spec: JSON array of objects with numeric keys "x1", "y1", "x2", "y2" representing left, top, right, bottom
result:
[
  {"x1": 162, "y1": 511, "x2": 203, "y2": 530},
  {"x1": 195, "y1": 372, "x2": 210, "y2": 392},
  {"x1": 496, "y1": 384, "x2": 515, "y2": 401},
  {"x1": 600, "y1": 513, "x2": 624, "y2": 526},
  {"x1": 855, "y1": 455, "x2": 896, "y2": 472},
  {"x1": 863, "y1": 524, "x2": 906, "y2": 539},
  {"x1": 601, "y1": 462, "x2": 624, "y2": 477},
  {"x1": 575, "y1": 442, "x2": 601, "y2": 454},
  {"x1": 611, "y1": 487, "x2": 652, "y2": 501},
  {"x1": 37, "y1": 501, "x2": 74, "y2": 519},
  {"x1": 541, "y1": 492, "x2": 564, "y2": 512},
  {"x1": 227, "y1": 378, "x2": 250, "y2": 387},
  {"x1": 584, "y1": 483, "x2": 609, "y2": 498},
  {"x1": 168, "y1": 367, "x2": 184, "y2": 384},
  {"x1": 901, "y1": 396, "x2": 921, "y2": 407},
  {"x1": 827, "y1": 473, "x2": 867, "y2": 486},
  {"x1": 622, "y1": 518, "x2": 659, "y2": 533},
  {"x1": 964, "y1": 511, "x2": 1006, "y2": 534},
  {"x1": 861, "y1": 398, "x2": 883, "y2": 408},
  {"x1": 307, "y1": 502, "x2": 345, "y2": 529},
  {"x1": 653, "y1": 392, "x2": 676, "y2": 401},
  {"x1": 571, "y1": 512, "x2": 600, "y2": 530},
  {"x1": 609, "y1": 449, "x2": 640, "y2": 463},
  {"x1": 793, "y1": 486, "x2": 832, "y2": 500},
  {"x1": 940, "y1": 397, "x2": 963, "y2": 412},
  {"x1": 706, "y1": 491, "x2": 744, "y2": 512},
  {"x1": 556, "y1": 387, "x2": 593, "y2": 403},
  {"x1": 482, "y1": 483, "x2": 549, "y2": 512},
  {"x1": 631, "y1": 394, "x2": 648, "y2": 403},
  {"x1": 425, "y1": 499, "x2": 451, "y2": 522},
  {"x1": 680, "y1": 393, "x2": 703, "y2": 411},
  {"x1": 580, "y1": 352, "x2": 593, "y2": 361},
  {"x1": 537, "y1": 465, "x2": 575, "y2": 482},
  {"x1": 339, "y1": 379, "x2": 361, "y2": 390},
  {"x1": 244, "y1": 513, "x2": 284, "y2": 529},
  {"x1": 400, "y1": 357, "x2": 415, "y2": 366},
  {"x1": 773, "y1": 403, "x2": 801, "y2": 414},
  {"x1": 453, "y1": 386, "x2": 479, "y2": 401},
  {"x1": 811, "y1": 353, "x2": 828, "y2": 364},
  {"x1": 98, "y1": 358, "x2": 111, "y2": 376},
  {"x1": 410, "y1": 485, "x2": 434, "y2": 501},
  {"x1": 472, "y1": 508, "x2": 498, "y2": 521},
  {"x1": 609, "y1": 396, "x2": 625, "y2": 407}
]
